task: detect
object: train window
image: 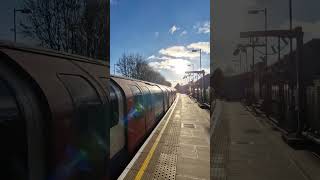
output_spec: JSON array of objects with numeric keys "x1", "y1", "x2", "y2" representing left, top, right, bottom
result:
[
  {"x1": 59, "y1": 75, "x2": 108, "y2": 179},
  {"x1": 109, "y1": 82, "x2": 125, "y2": 158},
  {"x1": 99, "y1": 78, "x2": 123, "y2": 127},
  {"x1": 129, "y1": 86, "x2": 144, "y2": 119},
  {"x1": 152, "y1": 86, "x2": 163, "y2": 117},
  {"x1": 110, "y1": 82, "x2": 124, "y2": 127},
  {"x1": 59, "y1": 75, "x2": 101, "y2": 106},
  {"x1": 108, "y1": 83, "x2": 118, "y2": 127},
  {"x1": 0, "y1": 79, "x2": 28, "y2": 179},
  {"x1": 99, "y1": 78, "x2": 125, "y2": 159},
  {"x1": 141, "y1": 86, "x2": 152, "y2": 110}
]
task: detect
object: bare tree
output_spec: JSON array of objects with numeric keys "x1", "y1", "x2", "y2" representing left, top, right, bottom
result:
[
  {"x1": 21, "y1": 0, "x2": 108, "y2": 60},
  {"x1": 116, "y1": 53, "x2": 171, "y2": 86}
]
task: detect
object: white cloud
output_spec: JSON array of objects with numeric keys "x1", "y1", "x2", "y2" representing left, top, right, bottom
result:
[
  {"x1": 169, "y1": 25, "x2": 180, "y2": 34},
  {"x1": 147, "y1": 55, "x2": 157, "y2": 60},
  {"x1": 187, "y1": 42, "x2": 210, "y2": 54},
  {"x1": 147, "y1": 55, "x2": 170, "y2": 61},
  {"x1": 148, "y1": 42, "x2": 210, "y2": 84},
  {"x1": 158, "y1": 42, "x2": 210, "y2": 59},
  {"x1": 180, "y1": 30, "x2": 188, "y2": 36},
  {"x1": 159, "y1": 46, "x2": 198, "y2": 58},
  {"x1": 149, "y1": 57, "x2": 191, "y2": 75},
  {"x1": 155, "y1": 32, "x2": 159, "y2": 38},
  {"x1": 194, "y1": 21, "x2": 210, "y2": 34}
]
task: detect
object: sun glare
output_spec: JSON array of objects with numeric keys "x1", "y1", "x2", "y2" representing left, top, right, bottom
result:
[{"x1": 174, "y1": 63, "x2": 189, "y2": 75}]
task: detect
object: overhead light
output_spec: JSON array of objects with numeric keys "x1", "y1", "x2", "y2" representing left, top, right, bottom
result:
[{"x1": 248, "y1": 10, "x2": 260, "y2": 14}]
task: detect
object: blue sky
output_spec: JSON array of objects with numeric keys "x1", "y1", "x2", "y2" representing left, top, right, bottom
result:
[{"x1": 111, "y1": 0, "x2": 210, "y2": 86}]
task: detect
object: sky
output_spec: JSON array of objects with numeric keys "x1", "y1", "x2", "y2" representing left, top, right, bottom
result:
[
  {"x1": 213, "y1": 0, "x2": 320, "y2": 75},
  {"x1": 110, "y1": 0, "x2": 210, "y2": 86}
]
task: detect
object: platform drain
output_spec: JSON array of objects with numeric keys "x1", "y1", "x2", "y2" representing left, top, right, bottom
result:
[
  {"x1": 153, "y1": 153, "x2": 177, "y2": 180},
  {"x1": 231, "y1": 141, "x2": 255, "y2": 145},
  {"x1": 182, "y1": 123, "x2": 195, "y2": 128}
]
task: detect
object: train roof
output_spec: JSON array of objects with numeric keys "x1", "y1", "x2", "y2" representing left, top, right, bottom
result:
[
  {"x1": 111, "y1": 75, "x2": 174, "y2": 89},
  {"x1": 0, "y1": 40, "x2": 109, "y2": 67}
]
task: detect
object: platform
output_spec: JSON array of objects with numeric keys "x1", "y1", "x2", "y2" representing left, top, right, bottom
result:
[
  {"x1": 211, "y1": 100, "x2": 320, "y2": 180},
  {"x1": 118, "y1": 94, "x2": 210, "y2": 180}
]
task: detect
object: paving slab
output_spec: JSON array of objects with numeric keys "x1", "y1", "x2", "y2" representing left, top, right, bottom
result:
[{"x1": 211, "y1": 100, "x2": 320, "y2": 180}]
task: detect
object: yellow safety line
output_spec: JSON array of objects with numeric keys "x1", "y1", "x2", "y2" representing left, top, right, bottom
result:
[{"x1": 134, "y1": 94, "x2": 179, "y2": 180}]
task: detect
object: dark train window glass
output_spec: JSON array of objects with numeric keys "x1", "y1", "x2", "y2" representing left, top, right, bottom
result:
[
  {"x1": 59, "y1": 75, "x2": 108, "y2": 179},
  {"x1": 100, "y1": 78, "x2": 124, "y2": 128},
  {"x1": 152, "y1": 87, "x2": 164, "y2": 116},
  {"x1": 129, "y1": 85, "x2": 144, "y2": 118},
  {"x1": 141, "y1": 86, "x2": 151, "y2": 110},
  {"x1": 0, "y1": 79, "x2": 28, "y2": 179},
  {"x1": 59, "y1": 74, "x2": 103, "y2": 134},
  {"x1": 99, "y1": 78, "x2": 118, "y2": 126},
  {"x1": 59, "y1": 75, "x2": 101, "y2": 107},
  {"x1": 1, "y1": 0, "x2": 109, "y2": 60},
  {"x1": 109, "y1": 85, "x2": 117, "y2": 113},
  {"x1": 109, "y1": 83, "x2": 119, "y2": 127}
]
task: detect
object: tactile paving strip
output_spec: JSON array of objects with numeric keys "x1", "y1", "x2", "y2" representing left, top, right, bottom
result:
[
  {"x1": 152, "y1": 153, "x2": 177, "y2": 180},
  {"x1": 163, "y1": 124, "x2": 181, "y2": 133},
  {"x1": 155, "y1": 144, "x2": 180, "y2": 155},
  {"x1": 160, "y1": 133, "x2": 180, "y2": 145},
  {"x1": 211, "y1": 103, "x2": 229, "y2": 180}
]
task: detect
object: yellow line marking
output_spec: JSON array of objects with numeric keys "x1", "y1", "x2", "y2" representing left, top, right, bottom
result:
[{"x1": 134, "y1": 94, "x2": 179, "y2": 180}]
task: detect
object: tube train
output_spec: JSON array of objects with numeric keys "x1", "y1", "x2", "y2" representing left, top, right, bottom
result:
[
  {"x1": 0, "y1": 42, "x2": 176, "y2": 180},
  {"x1": 216, "y1": 39, "x2": 320, "y2": 145}
]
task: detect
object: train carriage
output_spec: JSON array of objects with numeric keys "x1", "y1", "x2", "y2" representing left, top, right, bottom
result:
[
  {"x1": 110, "y1": 76, "x2": 147, "y2": 154},
  {"x1": 0, "y1": 42, "x2": 176, "y2": 180},
  {"x1": 157, "y1": 85, "x2": 170, "y2": 111},
  {"x1": 109, "y1": 76, "x2": 175, "y2": 178},
  {"x1": 0, "y1": 43, "x2": 110, "y2": 180}
]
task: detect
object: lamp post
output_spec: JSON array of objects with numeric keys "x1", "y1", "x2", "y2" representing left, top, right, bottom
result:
[
  {"x1": 241, "y1": 47, "x2": 248, "y2": 72},
  {"x1": 188, "y1": 63, "x2": 195, "y2": 82},
  {"x1": 14, "y1": 8, "x2": 32, "y2": 42},
  {"x1": 248, "y1": 8, "x2": 267, "y2": 67},
  {"x1": 191, "y1": 49, "x2": 204, "y2": 103},
  {"x1": 289, "y1": 0, "x2": 293, "y2": 79},
  {"x1": 289, "y1": 0, "x2": 292, "y2": 31},
  {"x1": 192, "y1": 49, "x2": 202, "y2": 70}
]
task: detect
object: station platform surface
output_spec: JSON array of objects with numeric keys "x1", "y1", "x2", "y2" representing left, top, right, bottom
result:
[
  {"x1": 211, "y1": 100, "x2": 320, "y2": 180},
  {"x1": 118, "y1": 94, "x2": 210, "y2": 180}
]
